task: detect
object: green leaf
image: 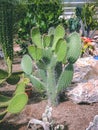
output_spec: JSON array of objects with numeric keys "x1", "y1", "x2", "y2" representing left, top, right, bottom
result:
[
  {"x1": 31, "y1": 27, "x2": 42, "y2": 48},
  {"x1": 52, "y1": 25, "x2": 65, "y2": 50},
  {"x1": 7, "y1": 93, "x2": 28, "y2": 114},
  {"x1": 28, "y1": 45, "x2": 43, "y2": 61},
  {"x1": 55, "y1": 39, "x2": 67, "y2": 62},
  {"x1": 21, "y1": 55, "x2": 32, "y2": 75},
  {"x1": 57, "y1": 63, "x2": 74, "y2": 93},
  {"x1": 29, "y1": 75, "x2": 45, "y2": 91}
]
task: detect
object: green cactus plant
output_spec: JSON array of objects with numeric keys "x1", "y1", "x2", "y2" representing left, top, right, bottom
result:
[
  {"x1": 0, "y1": 70, "x2": 22, "y2": 85},
  {"x1": 7, "y1": 93, "x2": 28, "y2": 114},
  {"x1": 21, "y1": 25, "x2": 82, "y2": 106},
  {"x1": 0, "y1": 1, "x2": 14, "y2": 75},
  {"x1": 0, "y1": 79, "x2": 28, "y2": 122},
  {"x1": 0, "y1": 0, "x2": 31, "y2": 123}
]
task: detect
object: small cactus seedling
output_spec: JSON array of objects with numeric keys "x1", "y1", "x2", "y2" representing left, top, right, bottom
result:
[{"x1": 21, "y1": 24, "x2": 82, "y2": 106}]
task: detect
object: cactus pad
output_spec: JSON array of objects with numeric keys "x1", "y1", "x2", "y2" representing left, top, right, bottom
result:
[
  {"x1": 14, "y1": 82, "x2": 26, "y2": 95},
  {"x1": 31, "y1": 27, "x2": 42, "y2": 48},
  {"x1": 21, "y1": 55, "x2": 33, "y2": 75},
  {"x1": 57, "y1": 63, "x2": 74, "y2": 93},
  {"x1": 29, "y1": 75, "x2": 45, "y2": 91},
  {"x1": 0, "y1": 69, "x2": 8, "y2": 80},
  {"x1": 28, "y1": 45, "x2": 43, "y2": 61},
  {"x1": 52, "y1": 25, "x2": 65, "y2": 50},
  {"x1": 7, "y1": 93, "x2": 28, "y2": 114},
  {"x1": 0, "y1": 111, "x2": 7, "y2": 122},
  {"x1": 6, "y1": 73, "x2": 20, "y2": 85},
  {"x1": 66, "y1": 32, "x2": 81, "y2": 63},
  {"x1": 55, "y1": 39, "x2": 67, "y2": 62},
  {"x1": 42, "y1": 34, "x2": 51, "y2": 48}
]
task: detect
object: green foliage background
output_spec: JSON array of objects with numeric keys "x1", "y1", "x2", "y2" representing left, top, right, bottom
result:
[{"x1": 17, "y1": 0, "x2": 64, "y2": 41}]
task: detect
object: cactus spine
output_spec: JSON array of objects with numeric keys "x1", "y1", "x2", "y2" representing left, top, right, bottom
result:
[{"x1": 21, "y1": 25, "x2": 82, "y2": 106}]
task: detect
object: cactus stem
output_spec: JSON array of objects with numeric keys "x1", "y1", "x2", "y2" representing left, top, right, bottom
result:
[{"x1": 46, "y1": 67, "x2": 58, "y2": 106}]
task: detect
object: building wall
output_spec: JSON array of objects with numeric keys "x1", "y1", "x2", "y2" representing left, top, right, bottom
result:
[{"x1": 62, "y1": 0, "x2": 98, "y2": 20}]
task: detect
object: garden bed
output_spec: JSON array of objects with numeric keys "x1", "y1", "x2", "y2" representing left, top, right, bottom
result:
[{"x1": 0, "y1": 55, "x2": 98, "y2": 130}]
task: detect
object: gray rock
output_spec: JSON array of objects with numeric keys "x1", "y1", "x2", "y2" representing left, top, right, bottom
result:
[
  {"x1": 68, "y1": 57, "x2": 98, "y2": 104},
  {"x1": 68, "y1": 79, "x2": 98, "y2": 104},
  {"x1": 86, "y1": 115, "x2": 98, "y2": 130},
  {"x1": 73, "y1": 57, "x2": 98, "y2": 83}
]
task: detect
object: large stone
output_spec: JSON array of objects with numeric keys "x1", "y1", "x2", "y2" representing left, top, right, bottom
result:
[
  {"x1": 68, "y1": 79, "x2": 98, "y2": 104},
  {"x1": 73, "y1": 56, "x2": 98, "y2": 83},
  {"x1": 68, "y1": 57, "x2": 98, "y2": 104},
  {"x1": 86, "y1": 115, "x2": 98, "y2": 130}
]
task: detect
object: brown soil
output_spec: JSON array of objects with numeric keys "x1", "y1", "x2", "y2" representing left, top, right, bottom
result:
[{"x1": 0, "y1": 55, "x2": 98, "y2": 130}]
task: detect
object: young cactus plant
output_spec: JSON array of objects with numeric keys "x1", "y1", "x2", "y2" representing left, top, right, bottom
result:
[{"x1": 21, "y1": 24, "x2": 82, "y2": 106}]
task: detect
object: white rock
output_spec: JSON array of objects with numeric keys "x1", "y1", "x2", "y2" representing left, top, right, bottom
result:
[
  {"x1": 68, "y1": 79, "x2": 98, "y2": 103},
  {"x1": 68, "y1": 57, "x2": 98, "y2": 103}
]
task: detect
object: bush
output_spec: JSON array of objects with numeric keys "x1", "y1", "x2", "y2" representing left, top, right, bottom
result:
[{"x1": 17, "y1": 0, "x2": 64, "y2": 46}]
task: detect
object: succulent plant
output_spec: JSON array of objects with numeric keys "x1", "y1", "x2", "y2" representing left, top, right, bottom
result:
[
  {"x1": 0, "y1": 79, "x2": 28, "y2": 122},
  {"x1": 0, "y1": 0, "x2": 30, "y2": 123},
  {"x1": 21, "y1": 24, "x2": 82, "y2": 106},
  {"x1": 0, "y1": 1, "x2": 14, "y2": 75}
]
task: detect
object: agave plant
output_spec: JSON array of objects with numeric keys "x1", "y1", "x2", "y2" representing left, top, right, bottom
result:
[{"x1": 21, "y1": 24, "x2": 81, "y2": 106}]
